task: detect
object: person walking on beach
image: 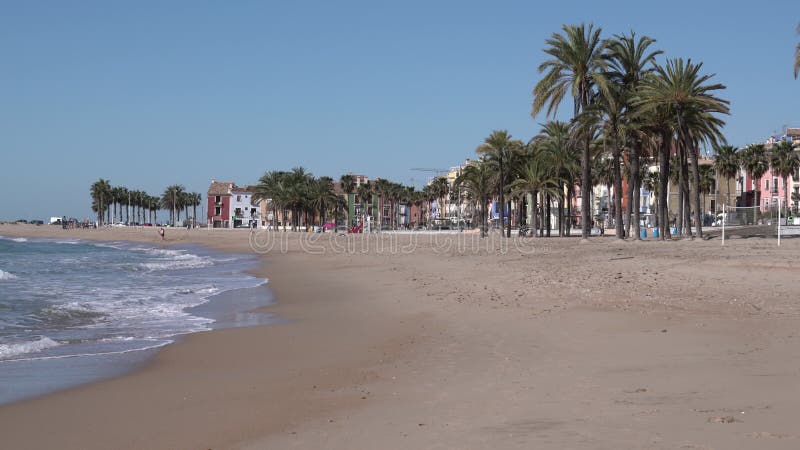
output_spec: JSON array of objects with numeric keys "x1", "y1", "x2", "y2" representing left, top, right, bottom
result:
[{"x1": 158, "y1": 227, "x2": 165, "y2": 241}]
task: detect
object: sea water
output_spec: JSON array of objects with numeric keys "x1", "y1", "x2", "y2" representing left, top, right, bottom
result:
[{"x1": 0, "y1": 235, "x2": 277, "y2": 405}]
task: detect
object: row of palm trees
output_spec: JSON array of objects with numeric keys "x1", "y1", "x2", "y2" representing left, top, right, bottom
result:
[
  {"x1": 714, "y1": 141, "x2": 800, "y2": 213},
  {"x1": 520, "y1": 23, "x2": 731, "y2": 240},
  {"x1": 252, "y1": 168, "x2": 342, "y2": 230},
  {"x1": 253, "y1": 167, "x2": 451, "y2": 230},
  {"x1": 454, "y1": 125, "x2": 797, "y2": 241},
  {"x1": 89, "y1": 180, "x2": 201, "y2": 226}
]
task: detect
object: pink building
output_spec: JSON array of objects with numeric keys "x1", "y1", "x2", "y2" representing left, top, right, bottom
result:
[{"x1": 738, "y1": 128, "x2": 800, "y2": 211}]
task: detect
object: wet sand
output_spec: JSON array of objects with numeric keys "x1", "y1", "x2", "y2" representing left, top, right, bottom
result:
[{"x1": 1, "y1": 224, "x2": 799, "y2": 449}]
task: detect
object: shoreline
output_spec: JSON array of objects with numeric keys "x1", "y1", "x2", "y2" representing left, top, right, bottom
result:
[
  {"x1": 2, "y1": 224, "x2": 800, "y2": 449},
  {"x1": 0, "y1": 232, "x2": 274, "y2": 406}
]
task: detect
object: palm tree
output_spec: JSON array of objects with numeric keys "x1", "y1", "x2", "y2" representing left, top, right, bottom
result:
[
  {"x1": 90, "y1": 179, "x2": 112, "y2": 226},
  {"x1": 455, "y1": 159, "x2": 495, "y2": 237},
  {"x1": 253, "y1": 170, "x2": 289, "y2": 230},
  {"x1": 698, "y1": 164, "x2": 715, "y2": 215},
  {"x1": 476, "y1": 130, "x2": 522, "y2": 237},
  {"x1": 530, "y1": 121, "x2": 578, "y2": 236},
  {"x1": 713, "y1": 145, "x2": 740, "y2": 210},
  {"x1": 372, "y1": 178, "x2": 391, "y2": 230},
  {"x1": 642, "y1": 171, "x2": 660, "y2": 227},
  {"x1": 184, "y1": 192, "x2": 201, "y2": 227},
  {"x1": 533, "y1": 23, "x2": 607, "y2": 239},
  {"x1": 769, "y1": 140, "x2": 799, "y2": 214},
  {"x1": 577, "y1": 81, "x2": 629, "y2": 238},
  {"x1": 161, "y1": 185, "x2": 186, "y2": 226},
  {"x1": 309, "y1": 177, "x2": 337, "y2": 228},
  {"x1": 509, "y1": 152, "x2": 562, "y2": 237},
  {"x1": 110, "y1": 186, "x2": 125, "y2": 224},
  {"x1": 593, "y1": 157, "x2": 614, "y2": 230},
  {"x1": 637, "y1": 58, "x2": 729, "y2": 238},
  {"x1": 429, "y1": 176, "x2": 450, "y2": 228},
  {"x1": 421, "y1": 184, "x2": 436, "y2": 227},
  {"x1": 741, "y1": 144, "x2": 769, "y2": 209},
  {"x1": 605, "y1": 31, "x2": 662, "y2": 239},
  {"x1": 356, "y1": 181, "x2": 373, "y2": 229},
  {"x1": 339, "y1": 174, "x2": 356, "y2": 227}
]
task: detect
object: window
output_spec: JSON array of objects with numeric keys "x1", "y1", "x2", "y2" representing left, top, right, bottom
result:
[
  {"x1": 765, "y1": 179, "x2": 770, "y2": 191},
  {"x1": 215, "y1": 195, "x2": 221, "y2": 203},
  {"x1": 237, "y1": 195, "x2": 241, "y2": 202},
  {"x1": 214, "y1": 207, "x2": 221, "y2": 216}
]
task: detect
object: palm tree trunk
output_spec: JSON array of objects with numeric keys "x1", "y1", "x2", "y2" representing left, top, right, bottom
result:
[
  {"x1": 727, "y1": 178, "x2": 732, "y2": 211},
  {"x1": 659, "y1": 135, "x2": 671, "y2": 240},
  {"x1": 631, "y1": 143, "x2": 641, "y2": 240},
  {"x1": 689, "y1": 144, "x2": 703, "y2": 238},
  {"x1": 546, "y1": 195, "x2": 552, "y2": 237},
  {"x1": 531, "y1": 191, "x2": 539, "y2": 235},
  {"x1": 481, "y1": 197, "x2": 487, "y2": 237},
  {"x1": 612, "y1": 144, "x2": 624, "y2": 239},
  {"x1": 581, "y1": 135, "x2": 592, "y2": 239},
  {"x1": 681, "y1": 149, "x2": 692, "y2": 236},
  {"x1": 625, "y1": 176, "x2": 633, "y2": 238},
  {"x1": 784, "y1": 176, "x2": 789, "y2": 217},
  {"x1": 566, "y1": 187, "x2": 572, "y2": 236}
]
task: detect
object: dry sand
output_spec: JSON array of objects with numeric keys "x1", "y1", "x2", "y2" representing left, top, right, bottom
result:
[{"x1": 1, "y1": 224, "x2": 800, "y2": 449}]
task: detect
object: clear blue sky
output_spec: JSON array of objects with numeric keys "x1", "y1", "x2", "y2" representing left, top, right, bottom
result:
[{"x1": 1, "y1": 0, "x2": 798, "y2": 221}]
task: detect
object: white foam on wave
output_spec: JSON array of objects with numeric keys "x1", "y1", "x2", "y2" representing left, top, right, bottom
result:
[
  {"x1": 140, "y1": 258, "x2": 213, "y2": 271},
  {"x1": 1, "y1": 237, "x2": 28, "y2": 242},
  {"x1": 0, "y1": 339, "x2": 171, "y2": 363},
  {"x1": 0, "y1": 337, "x2": 61, "y2": 360},
  {"x1": 90, "y1": 242, "x2": 126, "y2": 250},
  {"x1": 0, "y1": 270, "x2": 17, "y2": 281},
  {"x1": 121, "y1": 246, "x2": 215, "y2": 271}
]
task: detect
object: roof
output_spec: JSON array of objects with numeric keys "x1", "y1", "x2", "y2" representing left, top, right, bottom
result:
[
  {"x1": 231, "y1": 185, "x2": 258, "y2": 194},
  {"x1": 207, "y1": 181, "x2": 235, "y2": 196}
]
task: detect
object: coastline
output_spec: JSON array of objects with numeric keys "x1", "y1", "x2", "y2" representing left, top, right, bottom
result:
[{"x1": 2, "y1": 224, "x2": 800, "y2": 449}]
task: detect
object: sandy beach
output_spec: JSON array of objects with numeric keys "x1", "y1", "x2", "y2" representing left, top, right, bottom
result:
[{"x1": 1, "y1": 224, "x2": 800, "y2": 449}]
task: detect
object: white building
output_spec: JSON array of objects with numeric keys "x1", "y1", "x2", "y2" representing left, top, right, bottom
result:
[{"x1": 229, "y1": 187, "x2": 261, "y2": 228}]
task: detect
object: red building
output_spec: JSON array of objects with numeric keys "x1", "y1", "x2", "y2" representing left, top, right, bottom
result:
[{"x1": 207, "y1": 180, "x2": 234, "y2": 228}]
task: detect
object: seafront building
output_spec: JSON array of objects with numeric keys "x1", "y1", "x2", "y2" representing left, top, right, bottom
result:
[{"x1": 206, "y1": 180, "x2": 261, "y2": 228}]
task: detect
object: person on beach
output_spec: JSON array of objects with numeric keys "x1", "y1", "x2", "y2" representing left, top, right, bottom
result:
[{"x1": 159, "y1": 227, "x2": 165, "y2": 240}]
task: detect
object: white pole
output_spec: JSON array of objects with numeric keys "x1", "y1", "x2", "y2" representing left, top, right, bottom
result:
[
  {"x1": 721, "y1": 204, "x2": 725, "y2": 246},
  {"x1": 778, "y1": 198, "x2": 782, "y2": 246}
]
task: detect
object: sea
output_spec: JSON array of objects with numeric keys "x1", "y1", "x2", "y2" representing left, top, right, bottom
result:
[{"x1": 0, "y1": 235, "x2": 278, "y2": 405}]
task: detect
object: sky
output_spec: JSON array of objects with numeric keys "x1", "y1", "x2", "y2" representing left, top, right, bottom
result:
[{"x1": 1, "y1": 0, "x2": 798, "y2": 221}]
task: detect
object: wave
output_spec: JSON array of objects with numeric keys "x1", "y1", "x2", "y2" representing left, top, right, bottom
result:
[
  {"x1": 35, "y1": 305, "x2": 107, "y2": 326},
  {"x1": 0, "y1": 337, "x2": 61, "y2": 360},
  {"x1": 0, "y1": 339, "x2": 171, "y2": 363},
  {"x1": 0, "y1": 270, "x2": 17, "y2": 281},
  {"x1": 0, "y1": 236, "x2": 27, "y2": 242},
  {"x1": 139, "y1": 254, "x2": 213, "y2": 271}
]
